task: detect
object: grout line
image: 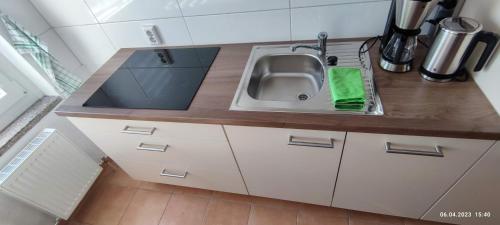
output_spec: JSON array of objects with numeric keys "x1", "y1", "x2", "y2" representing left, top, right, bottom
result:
[
  {"x1": 83, "y1": 0, "x2": 120, "y2": 50},
  {"x1": 116, "y1": 187, "x2": 139, "y2": 225},
  {"x1": 81, "y1": 0, "x2": 117, "y2": 50},
  {"x1": 181, "y1": 8, "x2": 289, "y2": 18},
  {"x1": 201, "y1": 195, "x2": 216, "y2": 225},
  {"x1": 247, "y1": 204, "x2": 255, "y2": 225},
  {"x1": 291, "y1": 0, "x2": 390, "y2": 10},
  {"x1": 156, "y1": 191, "x2": 174, "y2": 225},
  {"x1": 174, "y1": 0, "x2": 195, "y2": 45},
  {"x1": 37, "y1": 27, "x2": 52, "y2": 37}
]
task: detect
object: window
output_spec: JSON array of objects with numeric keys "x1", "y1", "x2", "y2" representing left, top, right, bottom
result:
[{"x1": 0, "y1": 70, "x2": 42, "y2": 131}]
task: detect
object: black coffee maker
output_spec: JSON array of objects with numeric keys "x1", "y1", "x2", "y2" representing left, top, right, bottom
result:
[{"x1": 379, "y1": 0, "x2": 438, "y2": 73}]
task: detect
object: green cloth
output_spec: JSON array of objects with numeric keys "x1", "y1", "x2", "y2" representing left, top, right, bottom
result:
[{"x1": 328, "y1": 67, "x2": 366, "y2": 111}]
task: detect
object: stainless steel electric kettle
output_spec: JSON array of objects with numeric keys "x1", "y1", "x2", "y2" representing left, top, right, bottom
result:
[{"x1": 420, "y1": 17, "x2": 499, "y2": 82}]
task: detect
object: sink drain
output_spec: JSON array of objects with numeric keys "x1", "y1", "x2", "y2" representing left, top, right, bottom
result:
[{"x1": 297, "y1": 93, "x2": 309, "y2": 101}]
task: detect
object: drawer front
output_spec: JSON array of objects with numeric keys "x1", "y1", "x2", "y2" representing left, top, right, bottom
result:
[
  {"x1": 225, "y1": 125, "x2": 345, "y2": 206},
  {"x1": 113, "y1": 158, "x2": 247, "y2": 195},
  {"x1": 80, "y1": 133, "x2": 227, "y2": 165},
  {"x1": 333, "y1": 132, "x2": 494, "y2": 219},
  {"x1": 68, "y1": 117, "x2": 227, "y2": 142}
]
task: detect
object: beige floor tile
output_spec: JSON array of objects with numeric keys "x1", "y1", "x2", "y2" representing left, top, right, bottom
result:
[
  {"x1": 139, "y1": 181, "x2": 177, "y2": 193},
  {"x1": 349, "y1": 210, "x2": 405, "y2": 225},
  {"x1": 248, "y1": 205, "x2": 298, "y2": 225},
  {"x1": 76, "y1": 184, "x2": 136, "y2": 225},
  {"x1": 298, "y1": 204, "x2": 348, "y2": 225},
  {"x1": 212, "y1": 191, "x2": 253, "y2": 203},
  {"x1": 100, "y1": 166, "x2": 141, "y2": 188},
  {"x1": 71, "y1": 183, "x2": 105, "y2": 223},
  {"x1": 119, "y1": 189, "x2": 171, "y2": 225},
  {"x1": 159, "y1": 193, "x2": 210, "y2": 225},
  {"x1": 205, "y1": 199, "x2": 251, "y2": 225}
]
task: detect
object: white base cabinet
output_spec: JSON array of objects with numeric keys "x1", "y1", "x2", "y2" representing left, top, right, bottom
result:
[
  {"x1": 68, "y1": 115, "x2": 498, "y2": 221},
  {"x1": 224, "y1": 125, "x2": 345, "y2": 206},
  {"x1": 423, "y1": 142, "x2": 500, "y2": 225},
  {"x1": 333, "y1": 132, "x2": 494, "y2": 219},
  {"x1": 68, "y1": 117, "x2": 247, "y2": 195}
]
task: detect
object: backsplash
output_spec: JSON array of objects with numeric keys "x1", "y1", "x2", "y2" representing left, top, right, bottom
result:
[{"x1": 30, "y1": 0, "x2": 391, "y2": 73}]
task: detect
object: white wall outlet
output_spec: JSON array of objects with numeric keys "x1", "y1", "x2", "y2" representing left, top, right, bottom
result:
[{"x1": 142, "y1": 25, "x2": 162, "y2": 46}]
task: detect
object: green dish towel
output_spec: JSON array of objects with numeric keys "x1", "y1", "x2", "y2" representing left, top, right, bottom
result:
[{"x1": 328, "y1": 67, "x2": 366, "y2": 111}]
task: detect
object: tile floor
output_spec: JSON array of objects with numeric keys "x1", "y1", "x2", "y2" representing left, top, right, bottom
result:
[{"x1": 62, "y1": 162, "x2": 450, "y2": 225}]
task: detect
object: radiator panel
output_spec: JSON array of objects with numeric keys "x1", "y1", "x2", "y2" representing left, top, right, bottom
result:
[{"x1": 0, "y1": 128, "x2": 102, "y2": 219}]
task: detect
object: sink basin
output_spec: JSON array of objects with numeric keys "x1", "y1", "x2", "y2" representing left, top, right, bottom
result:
[
  {"x1": 230, "y1": 42, "x2": 383, "y2": 115},
  {"x1": 247, "y1": 54, "x2": 324, "y2": 101}
]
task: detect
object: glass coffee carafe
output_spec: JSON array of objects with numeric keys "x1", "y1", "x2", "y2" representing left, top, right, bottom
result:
[{"x1": 382, "y1": 32, "x2": 417, "y2": 66}]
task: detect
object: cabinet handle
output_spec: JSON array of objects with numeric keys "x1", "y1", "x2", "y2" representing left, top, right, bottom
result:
[
  {"x1": 160, "y1": 169, "x2": 188, "y2": 178},
  {"x1": 121, "y1": 125, "x2": 156, "y2": 135},
  {"x1": 288, "y1": 135, "x2": 334, "y2": 148},
  {"x1": 385, "y1": 142, "x2": 444, "y2": 157},
  {"x1": 136, "y1": 143, "x2": 168, "y2": 152}
]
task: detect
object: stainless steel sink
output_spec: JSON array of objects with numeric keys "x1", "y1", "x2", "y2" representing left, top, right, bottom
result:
[
  {"x1": 230, "y1": 41, "x2": 384, "y2": 115},
  {"x1": 247, "y1": 54, "x2": 324, "y2": 101}
]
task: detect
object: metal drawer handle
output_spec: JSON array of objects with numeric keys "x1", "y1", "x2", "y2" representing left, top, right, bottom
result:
[
  {"x1": 121, "y1": 125, "x2": 156, "y2": 135},
  {"x1": 136, "y1": 143, "x2": 168, "y2": 152},
  {"x1": 385, "y1": 141, "x2": 444, "y2": 157},
  {"x1": 160, "y1": 169, "x2": 188, "y2": 178},
  {"x1": 288, "y1": 135, "x2": 334, "y2": 148}
]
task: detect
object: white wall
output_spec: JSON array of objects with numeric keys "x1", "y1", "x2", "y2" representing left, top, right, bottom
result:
[
  {"x1": 460, "y1": 0, "x2": 500, "y2": 114},
  {"x1": 30, "y1": 0, "x2": 392, "y2": 74},
  {"x1": 0, "y1": 1, "x2": 106, "y2": 224}
]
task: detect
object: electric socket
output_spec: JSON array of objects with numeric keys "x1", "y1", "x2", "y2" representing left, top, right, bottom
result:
[{"x1": 142, "y1": 25, "x2": 162, "y2": 46}]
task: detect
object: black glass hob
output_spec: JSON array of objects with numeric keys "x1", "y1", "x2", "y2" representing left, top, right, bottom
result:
[{"x1": 83, "y1": 47, "x2": 219, "y2": 110}]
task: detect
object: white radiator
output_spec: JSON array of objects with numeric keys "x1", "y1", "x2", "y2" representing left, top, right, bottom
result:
[{"x1": 0, "y1": 128, "x2": 102, "y2": 219}]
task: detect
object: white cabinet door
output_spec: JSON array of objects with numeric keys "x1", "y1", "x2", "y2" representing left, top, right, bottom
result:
[
  {"x1": 224, "y1": 125, "x2": 345, "y2": 206},
  {"x1": 69, "y1": 117, "x2": 247, "y2": 195},
  {"x1": 333, "y1": 132, "x2": 494, "y2": 219},
  {"x1": 422, "y1": 141, "x2": 500, "y2": 225}
]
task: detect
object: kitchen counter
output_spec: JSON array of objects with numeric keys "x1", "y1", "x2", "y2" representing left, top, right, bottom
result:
[{"x1": 55, "y1": 39, "x2": 500, "y2": 140}]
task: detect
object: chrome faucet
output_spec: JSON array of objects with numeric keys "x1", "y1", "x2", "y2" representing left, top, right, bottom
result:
[{"x1": 291, "y1": 32, "x2": 328, "y2": 58}]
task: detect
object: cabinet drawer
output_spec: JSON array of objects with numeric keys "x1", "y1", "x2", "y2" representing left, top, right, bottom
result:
[
  {"x1": 68, "y1": 117, "x2": 226, "y2": 141},
  {"x1": 333, "y1": 132, "x2": 494, "y2": 219},
  {"x1": 82, "y1": 133, "x2": 228, "y2": 165},
  {"x1": 225, "y1": 125, "x2": 345, "y2": 206},
  {"x1": 114, "y1": 158, "x2": 247, "y2": 195}
]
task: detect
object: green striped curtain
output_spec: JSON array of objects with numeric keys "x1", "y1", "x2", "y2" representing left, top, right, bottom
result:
[{"x1": 0, "y1": 15, "x2": 82, "y2": 98}]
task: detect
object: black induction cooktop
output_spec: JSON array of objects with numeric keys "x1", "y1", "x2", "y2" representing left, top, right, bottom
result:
[{"x1": 83, "y1": 47, "x2": 220, "y2": 110}]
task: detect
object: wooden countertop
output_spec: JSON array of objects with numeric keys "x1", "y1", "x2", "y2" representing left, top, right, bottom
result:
[{"x1": 55, "y1": 40, "x2": 500, "y2": 140}]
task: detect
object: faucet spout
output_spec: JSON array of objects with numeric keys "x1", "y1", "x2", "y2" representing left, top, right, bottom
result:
[{"x1": 290, "y1": 32, "x2": 328, "y2": 58}]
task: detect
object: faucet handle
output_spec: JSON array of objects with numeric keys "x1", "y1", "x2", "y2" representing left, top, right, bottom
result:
[{"x1": 318, "y1": 32, "x2": 328, "y2": 40}]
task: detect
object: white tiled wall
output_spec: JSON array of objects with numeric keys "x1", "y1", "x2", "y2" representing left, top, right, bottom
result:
[
  {"x1": 55, "y1": 24, "x2": 117, "y2": 73},
  {"x1": 460, "y1": 0, "x2": 500, "y2": 114},
  {"x1": 101, "y1": 18, "x2": 192, "y2": 48},
  {"x1": 30, "y1": 0, "x2": 392, "y2": 74},
  {"x1": 291, "y1": 1, "x2": 390, "y2": 40},
  {"x1": 85, "y1": 0, "x2": 182, "y2": 23},
  {"x1": 186, "y1": 9, "x2": 291, "y2": 44}
]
